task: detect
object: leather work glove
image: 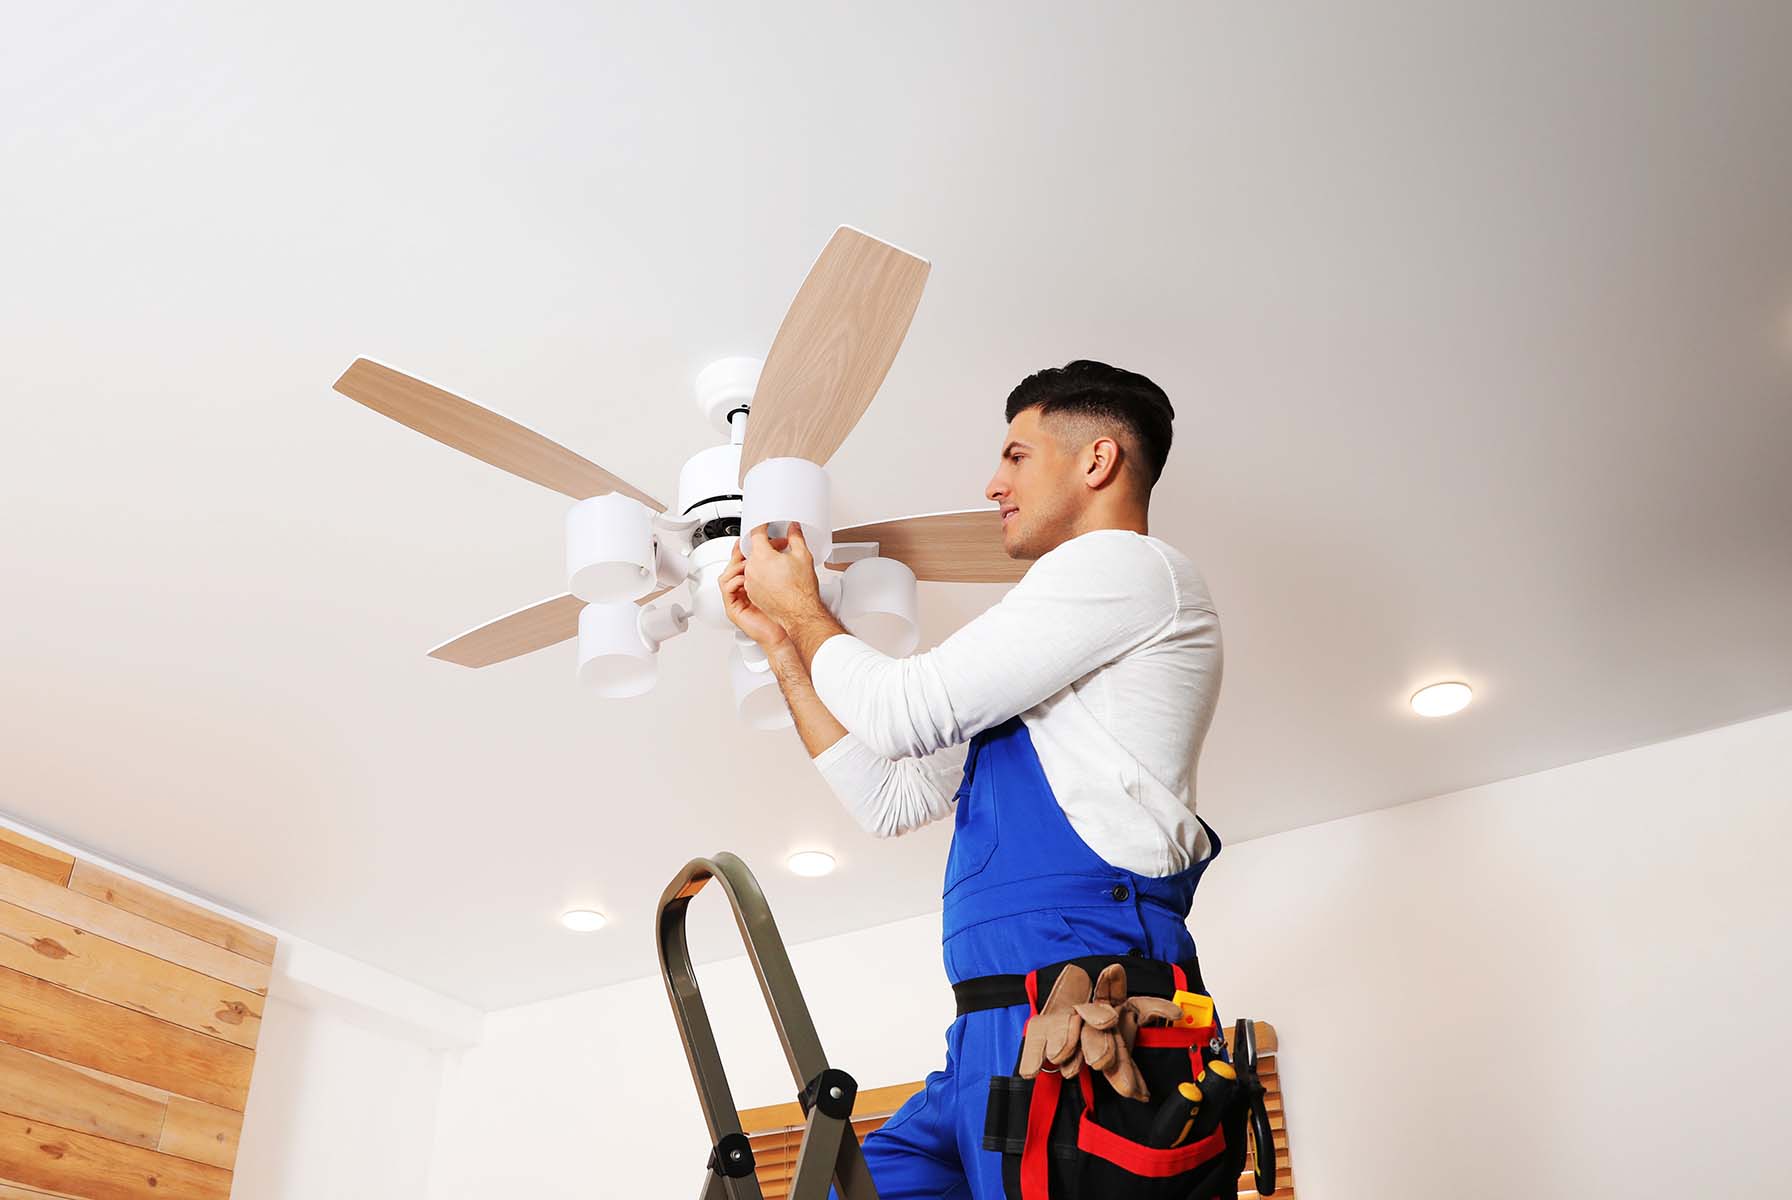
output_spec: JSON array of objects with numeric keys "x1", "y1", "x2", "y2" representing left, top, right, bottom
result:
[
  {"x1": 1119, "y1": 994, "x2": 1185, "y2": 1047},
  {"x1": 1073, "y1": 964, "x2": 1185, "y2": 1102},
  {"x1": 1018, "y1": 964, "x2": 1093, "y2": 1079}
]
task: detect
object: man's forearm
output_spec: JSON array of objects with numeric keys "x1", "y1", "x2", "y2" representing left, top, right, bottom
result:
[
  {"x1": 782, "y1": 599, "x2": 849, "y2": 672},
  {"x1": 766, "y1": 641, "x2": 851, "y2": 758}
]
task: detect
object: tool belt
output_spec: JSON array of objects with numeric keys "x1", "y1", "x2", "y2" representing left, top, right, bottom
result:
[{"x1": 964, "y1": 954, "x2": 1276, "y2": 1200}]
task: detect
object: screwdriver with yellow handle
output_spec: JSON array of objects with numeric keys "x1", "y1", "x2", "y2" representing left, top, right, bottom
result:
[{"x1": 1145, "y1": 1061, "x2": 1238, "y2": 1148}]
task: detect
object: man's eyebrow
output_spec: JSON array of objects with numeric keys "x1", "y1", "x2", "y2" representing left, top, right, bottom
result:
[{"x1": 1001, "y1": 439, "x2": 1034, "y2": 456}]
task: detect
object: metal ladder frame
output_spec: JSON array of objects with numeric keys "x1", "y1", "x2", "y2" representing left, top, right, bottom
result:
[{"x1": 657, "y1": 852, "x2": 879, "y2": 1200}]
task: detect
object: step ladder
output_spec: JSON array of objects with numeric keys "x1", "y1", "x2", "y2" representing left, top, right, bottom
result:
[{"x1": 657, "y1": 852, "x2": 879, "y2": 1200}]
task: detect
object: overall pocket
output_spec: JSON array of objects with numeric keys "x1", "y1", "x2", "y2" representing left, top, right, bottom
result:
[{"x1": 942, "y1": 759, "x2": 998, "y2": 894}]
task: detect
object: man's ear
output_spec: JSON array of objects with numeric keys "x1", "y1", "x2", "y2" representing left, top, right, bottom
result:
[{"x1": 1084, "y1": 436, "x2": 1123, "y2": 490}]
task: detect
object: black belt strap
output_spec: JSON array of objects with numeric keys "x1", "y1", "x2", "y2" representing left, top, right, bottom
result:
[{"x1": 953, "y1": 954, "x2": 1205, "y2": 1018}]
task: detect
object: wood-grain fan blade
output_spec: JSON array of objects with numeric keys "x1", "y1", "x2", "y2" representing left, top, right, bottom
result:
[
  {"x1": 830, "y1": 509, "x2": 1026, "y2": 583},
  {"x1": 428, "y1": 587, "x2": 673, "y2": 668},
  {"x1": 334, "y1": 358, "x2": 664, "y2": 510},
  {"x1": 739, "y1": 227, "x2": 931, "y2": 483}
]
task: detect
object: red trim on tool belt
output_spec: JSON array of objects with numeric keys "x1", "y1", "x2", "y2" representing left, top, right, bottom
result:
[
  {"x1": 1069, "y1": 1069, "x2": 1226, "y2": 1177},
  {"x1": 1018, "y1": 969, "x2": 1052, "y2": 1197},
  {"x1": 1020, "y1": 1068, "x2": 1062, "y2": 1198},
  {"x1": 1075, "y1": 1111, "x2": 1227, "y2": 1177},
  {"x1": 1134, "y1": 1024, "x2": 1215, "y2": 1049}
]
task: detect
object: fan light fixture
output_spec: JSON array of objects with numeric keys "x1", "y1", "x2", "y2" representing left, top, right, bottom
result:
[
  {"x1": 1410, "y1": 681, "x2": 1473, "y2": 717},
  {"x1": 578, "y1": 601, "x2": 689, "y2": 697},
  {"x1": 732, "y1": 645, "x2": 794, "y2": 730},
  {"x1": 560, "y1": 909, "x2": 608, "y2": 932},
  {"x1": 567, "y1": 493, "x2": 657, "y2": 604},
  {"x1": 840, "y1": 556, "x2": 920, "y2": 657},
  {"x1": 742, "y1": 457, "x2": 834, "y2": 565},
  {"x1": 787, "y1": 851, "x2": 836, "y2": 878}
]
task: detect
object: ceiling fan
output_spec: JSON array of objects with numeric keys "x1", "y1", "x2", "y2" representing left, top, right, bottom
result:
[{"x1": 332, "y1": 226, "x2": 1024, "y2": 728}]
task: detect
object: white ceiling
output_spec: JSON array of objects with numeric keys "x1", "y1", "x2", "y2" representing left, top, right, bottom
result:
[{"x1": 3, "y1": 1, "x2": 1789, "y2": 1010}]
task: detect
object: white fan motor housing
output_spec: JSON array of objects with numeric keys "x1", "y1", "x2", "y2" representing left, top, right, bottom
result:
[{"x1": 677, "y1": 442, "x2": 744, "y2": 523}]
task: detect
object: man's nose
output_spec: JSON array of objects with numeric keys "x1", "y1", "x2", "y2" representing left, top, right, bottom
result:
[{"x1": 985, "y1": 474, "x2": 1005, "y2": 503}]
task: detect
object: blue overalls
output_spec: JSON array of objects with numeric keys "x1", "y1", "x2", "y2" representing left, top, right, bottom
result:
[{"x1": 848, "y1": 715, "x2": 1221, "y2": 1199}]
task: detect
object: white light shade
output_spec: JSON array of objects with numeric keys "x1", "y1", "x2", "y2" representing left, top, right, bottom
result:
[
  {"x1": 816, "y1": 565, "x2": 844, "y2": 616},
  {"x1": 566, "y1": 493, "x2": 656, "y2": 603},
  {"x1": 736, "y1": 630, "x2": 768, "y2": 668},
  {"x1": 840, "y1": 557, "x2": 919, "y2": 657},
  {"x1": 578, "y1": 602, "x2": 657, "y2": 697},
  {"x1": 787, "y1": 851, "x2": 836, "y2": 878},
  {"x1": 732, "y1": 645, "x2": 792, "y2": 730},
  {"x1": 741, "y1": 457, "x2": 833, "y2": 564},
  {"x1": 560, "y1": 909, "x2": 608, "y2": 932},
  {"x1": 1410, "y1": 681, "x2": 1473, "y2": 717}
]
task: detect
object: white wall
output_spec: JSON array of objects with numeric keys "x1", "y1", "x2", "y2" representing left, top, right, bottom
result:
[
  {"x1": 428, "y1": 708, "x2": 1792, "y2": 1199},
  {"x1": 1193, "y1": 706, "x2": 1792, "y2": 1198},
  {"x1": 234, "y1": 994, "x2": 450, "y2": 1198},
  {"x1": 232, "y1": 938, "x2": 484, "y2": 1199}
]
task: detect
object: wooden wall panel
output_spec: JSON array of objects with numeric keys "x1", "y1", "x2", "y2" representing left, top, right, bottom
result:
[
  {"x1": 0, "y1": 866, "x2": 269, "y2": 996},
  {"x1": 0, "y1": 833, "x2": 72, "y2": 890},
  {"x1": 65, "y1": 866, "x2": 276, "y2": 967},
  {"x1": 0, "y1": 967, "x2": 253, "y2": 1110},
  {"x1": 0, "y1": 1045, "x2": 163, "y2": 1149},
  {"x1": 156, "y1": 1099, "x2": 242, "y2": 1171},
  {"x1": 0, "y1": 1183, "x2": 84, "y2": 1200},
  {"x1": 0, "y1": 825, "x2": 275, "y2": 1198},
  {"x1": 0, "y1": 902, "x2": 263, "y2": 1049},
  {"x1": 0, "y1": 1113, "x2": 233, "y2": 1200}
]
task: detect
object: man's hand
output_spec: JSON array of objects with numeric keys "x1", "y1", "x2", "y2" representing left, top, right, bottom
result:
[
  {"x1": 720, "y1": 523, "x2": 854, "y2": 759},
  {"x1": 719, "y1": 540, "x2": 790, "y2": 652},
  {"x1": 741, "y1": 522, "x2": 850, "y2": 670},
  {"x1": 742, "y1": 522, "x2": 828, "y2": 628}
]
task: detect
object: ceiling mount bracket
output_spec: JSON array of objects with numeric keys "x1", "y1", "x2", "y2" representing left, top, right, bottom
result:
[{"x1": 695, "y1": 357, "x2": 764, "y2": 435}]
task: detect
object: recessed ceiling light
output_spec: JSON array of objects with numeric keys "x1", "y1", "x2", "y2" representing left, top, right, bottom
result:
[
  {"x1": 560, "y1": 909, "x2": 608, "y2": 932},
  {"x1": 787, "y1": 851, "x2": 836, "y2": 878},
  {"x1": 1410, "y1": 681, "x2": 1473, "y2": 717}
]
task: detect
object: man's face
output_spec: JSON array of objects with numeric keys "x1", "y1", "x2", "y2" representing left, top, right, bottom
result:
[{"x1": 985, "y1": 407, "x2": 1083, "y2": 560}]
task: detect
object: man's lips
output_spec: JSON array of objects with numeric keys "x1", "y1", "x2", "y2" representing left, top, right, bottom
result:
[{"x1": 1001, "y1": 507, "x2": 1018, "y2": 526}]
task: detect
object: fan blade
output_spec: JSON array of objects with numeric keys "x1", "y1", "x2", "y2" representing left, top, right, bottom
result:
[
  {"x1": 429, "y1": 587, "x2": 673, "y2": 668},
  {"x1": 830, "y1": 509, "x2": 1025, "y2": 583},
  {"x1": 739, "y1": 227, "x2": 930, "y2": 483},
  {"x1": 334, "y1": 358, "x2": 664, "y2": 510}
]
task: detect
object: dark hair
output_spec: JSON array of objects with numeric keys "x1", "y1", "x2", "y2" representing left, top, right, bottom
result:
[{"x1": 1004, "y1": 360, "x2": 1176, "y2": 487}]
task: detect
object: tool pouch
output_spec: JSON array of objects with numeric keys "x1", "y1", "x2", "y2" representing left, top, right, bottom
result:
[{"x1": 980, "y1": 961, "x2": 1265, "y2": 1199}]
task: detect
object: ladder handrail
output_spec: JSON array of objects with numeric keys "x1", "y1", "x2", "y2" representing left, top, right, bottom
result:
[{"x1": 656, "y1": 852, "x2": 877, "y2": 1200}]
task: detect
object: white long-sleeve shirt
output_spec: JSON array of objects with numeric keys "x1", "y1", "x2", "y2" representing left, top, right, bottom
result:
[{"x1": 809, "y1": 528, "x2": 1223, "y2": 877}]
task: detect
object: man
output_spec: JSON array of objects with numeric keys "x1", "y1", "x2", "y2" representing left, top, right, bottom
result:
[{"x1": 720, "y1": 360, "x2": 1224, "y2": 1199}]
